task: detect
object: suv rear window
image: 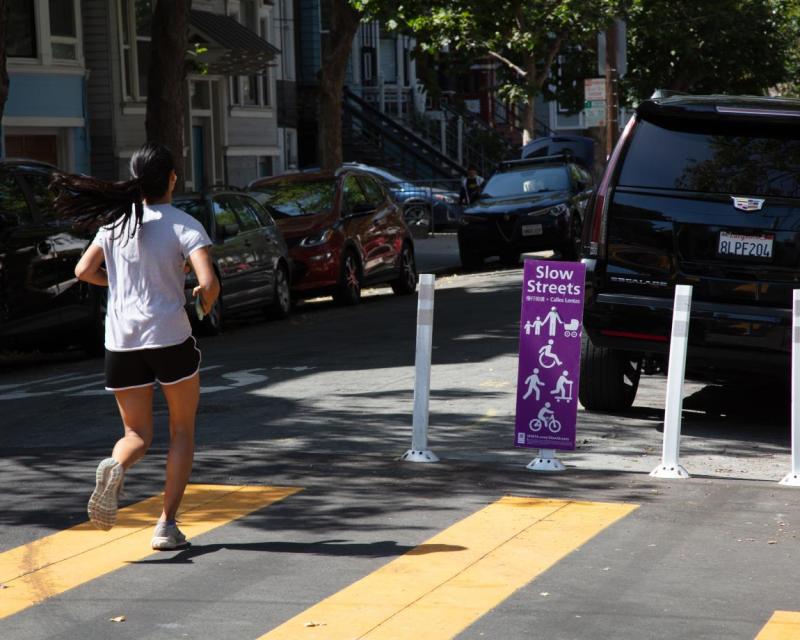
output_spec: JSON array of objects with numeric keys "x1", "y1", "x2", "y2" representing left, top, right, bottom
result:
[{"x1": 619, "y1": 119, "x2": 800, "y2": 198}]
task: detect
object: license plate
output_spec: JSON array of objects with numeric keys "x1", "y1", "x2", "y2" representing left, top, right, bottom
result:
[
  {"x1": 522, "y1": 224, "x2": 543, "y2": 237},
  {"x1": 718, "y1": 231, "x2": 773, "y2": 259}
]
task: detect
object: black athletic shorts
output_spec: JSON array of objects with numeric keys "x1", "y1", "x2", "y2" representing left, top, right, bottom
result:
[{"x1": 105, "y1": 336, "x2": 201, "y2": 391}]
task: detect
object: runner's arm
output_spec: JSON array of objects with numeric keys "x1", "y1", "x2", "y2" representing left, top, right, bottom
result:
[
  {"x1": 75, "y1": 244, "x2": 108, "y2": 287},
  {"x1": 188, "y1": 246, "x2": 220, "y2": 314}
]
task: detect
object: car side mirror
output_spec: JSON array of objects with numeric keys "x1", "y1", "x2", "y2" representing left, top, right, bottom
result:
[{"x1": 219, "y1": 222, "x2": 240, "y2": 239}]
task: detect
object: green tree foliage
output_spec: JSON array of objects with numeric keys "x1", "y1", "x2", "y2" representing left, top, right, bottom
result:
[
  {"x1": 402, "y1": 0, "x2": 619, "y2": 142},
  {"x1": 624, "y1": 0, "x2": 800, "y2": 102}
]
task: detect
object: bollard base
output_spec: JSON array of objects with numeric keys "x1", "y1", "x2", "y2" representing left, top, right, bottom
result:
[
  {"x1": 526, "y1": 449, "x2": 566, "y2": 473},
  {"x1": 650, "y1": 464, "x2": 690, "y2": 479},
  {"x1": 401, "y1": 449, "x2": 439, "y2": 463},
  {"x1": 780, "y1": 473, "x2": 800, "y2": 487}
]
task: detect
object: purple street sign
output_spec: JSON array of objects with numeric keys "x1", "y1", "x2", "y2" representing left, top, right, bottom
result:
[{"x1": 514, "y1": 259, "x2": 586, "y2": 450}]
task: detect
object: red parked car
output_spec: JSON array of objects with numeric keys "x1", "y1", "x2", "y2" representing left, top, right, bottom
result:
[{"x1": 248, "y1": 168, "x2": 417, "y2": 304}]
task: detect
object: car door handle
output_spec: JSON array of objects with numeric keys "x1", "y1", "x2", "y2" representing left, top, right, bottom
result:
[{"x1": 244, "y1": 240, "x2": 252, "y2": 247}]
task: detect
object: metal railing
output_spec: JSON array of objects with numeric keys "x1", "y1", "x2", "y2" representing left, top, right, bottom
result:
[{"x1": 343, "y1": 88, "x2": 466, "y2": 180}]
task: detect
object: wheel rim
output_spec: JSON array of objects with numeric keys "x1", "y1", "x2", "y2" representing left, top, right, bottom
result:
[
  {"x1": 622, "y1": 358, "x2": 642, "y2": 401},
  {"x1": 345, "y1": 255, "x2": 360, "y2": 297},
  {"x1": 276, "y1": 268, "x2": 290, "y2": 313},
  {"x1": 402, "y1": 248, "x2": 416, "y2": 289},
  {"x1": 405, "y1": 205, "x2": 428, "y2": 228}
]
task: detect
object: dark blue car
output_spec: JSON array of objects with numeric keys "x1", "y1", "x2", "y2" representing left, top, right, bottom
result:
[{"x1": 342, "y1": 163, "x2": 461, "y2": 234}]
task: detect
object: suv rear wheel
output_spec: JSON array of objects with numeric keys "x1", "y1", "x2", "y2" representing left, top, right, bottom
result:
[{"x1": 578, "y1": 335, "x2": 641, "y2": 412}]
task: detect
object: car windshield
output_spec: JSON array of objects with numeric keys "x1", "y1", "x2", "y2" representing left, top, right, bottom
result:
[
  {"x1": 251, "y1": 180, "x2": 336, "y2": 218},
  {"x1": 482, "y1": 166, "x2": 569, "y2": 198},
  {"x1": 619, "y1": 119, "x2": 800, "y2": 198}
]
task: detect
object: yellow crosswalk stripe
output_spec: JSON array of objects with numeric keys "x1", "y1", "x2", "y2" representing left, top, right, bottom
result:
[
  {"x1": 0, "y1": 484, "x2": 301, "y2": 620},
  {"x1": 257, "y1": 496, "x2": 638, "y2": 640},
  {"x1": 755, "y1": 611, "x2": 800, "y2": 639}
]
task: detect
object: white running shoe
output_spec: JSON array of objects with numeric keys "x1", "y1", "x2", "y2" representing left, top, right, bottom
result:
[
  {"x1": 151, "y1": 522, "x2": 190, "y2": 550},
  {"x1": 87, "y1": 458, "x2": 124, "y2": 531}
]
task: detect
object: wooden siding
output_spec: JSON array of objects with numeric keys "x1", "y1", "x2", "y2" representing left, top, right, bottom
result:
[{"x1": 82, "y1": 0, "x2": 116, "y2": 179}]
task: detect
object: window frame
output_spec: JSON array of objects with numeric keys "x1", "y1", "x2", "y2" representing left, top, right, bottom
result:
[
  {"x1": 228, "y1": 0, "x2": 274, "y2": 111},
  {"x1": 7, "y1": 0, "x2": 83, "y2": 66},
  {"x1": 118, "y1": 0, "x2": 153, "y2": 102},
  {"x1": 48, "y1": 0, "x2": 79, "y2": 61}
]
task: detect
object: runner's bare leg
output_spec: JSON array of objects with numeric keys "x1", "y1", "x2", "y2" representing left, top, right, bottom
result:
[
  {"x1": 112, "y1": 386, "x2": 155, "y2": 468},
  {"x1": 159, "y1": 372, "x2": 200, "y2": 521}
]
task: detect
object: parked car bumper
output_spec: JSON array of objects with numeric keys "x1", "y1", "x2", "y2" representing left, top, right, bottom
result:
[
  {"x1": 287, "y1": 246, "x2": 340, "y2": 294},
  {"x1": 457, "y1": 213, "x2": 570, "y2": 255},
  {"x1": 584, "y1": 291, "x2": 792, "y2": 376}
]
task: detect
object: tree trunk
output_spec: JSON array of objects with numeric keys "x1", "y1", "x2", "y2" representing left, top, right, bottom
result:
[
  {"x1": 522, "y1": 57, "x2": 538, "y2": 145},
  {"x1": 0, "y1": 0, "x2": 9, "y2": 154},
  {"x1": 145, "y1": 0, "x2": 191, "y2": 190},
  {"x1": 318, "y1": 0, "x2": 362, "y2": 171}
]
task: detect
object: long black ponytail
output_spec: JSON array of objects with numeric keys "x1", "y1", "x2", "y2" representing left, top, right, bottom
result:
[{"x1": 51, "y1": 142, "x2": 176, "y2": 239}]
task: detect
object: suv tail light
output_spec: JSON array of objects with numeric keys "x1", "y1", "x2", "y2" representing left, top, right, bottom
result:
[{"x1": 587, "y1": 116, "x2": 638, "y2": 257}]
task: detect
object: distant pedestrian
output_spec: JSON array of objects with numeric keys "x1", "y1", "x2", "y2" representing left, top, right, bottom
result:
[
  {"x1": 459, "y1": 165, "x2": 485, "y2": 205},
  {"x1": 52, "y1": 142, "x2": 220, "y2": 551}
]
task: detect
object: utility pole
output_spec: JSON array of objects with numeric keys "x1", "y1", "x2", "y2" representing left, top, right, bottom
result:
[{"x1": 604, "y1": 22, "x2": 619, "y2": 158}]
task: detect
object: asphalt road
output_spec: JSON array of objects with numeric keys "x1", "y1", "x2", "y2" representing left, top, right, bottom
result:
[{"x1": 2, "y1": 236, "x2": 800, "y2": 639}]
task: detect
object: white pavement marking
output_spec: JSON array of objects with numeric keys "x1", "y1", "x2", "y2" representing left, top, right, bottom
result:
[{"x1": 201, "y1": 368, "x2": 269, "y2": 394}]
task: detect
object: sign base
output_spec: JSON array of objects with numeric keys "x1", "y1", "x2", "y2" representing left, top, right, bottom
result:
[
  {"x1": 650, "y1": 464, "x2": 690, "y2": 479},
  {"x1": 780, "y1": 473, "x2": 800, "y2": 487},
  {"x1": 526, "y1": 449, "x2": 566, "y2": 473},
  {"x1": 401, "y1": 449, "x2": 439, "y2": 463}
]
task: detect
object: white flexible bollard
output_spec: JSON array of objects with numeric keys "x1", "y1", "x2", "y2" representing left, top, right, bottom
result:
[
  {"x1": 781, "y1": 290, "x2": 800, "y2": 486},
  {"x1": 402, "y1": 273, "x2": 439, "y2": 463},
  {"x1": 650, "y1": 284, "x2": 692, "y2": 479}
]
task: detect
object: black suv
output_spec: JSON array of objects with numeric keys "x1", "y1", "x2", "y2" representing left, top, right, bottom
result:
[
  {"x1": 457, "y1": 155, "x2": 593, "y2": 268},
  {"x1": 0, "y1": 160, "x2": 102, "y2": 353},
  {"x1": 579, "y1": 95, "x2": 800, "y2": 411}
]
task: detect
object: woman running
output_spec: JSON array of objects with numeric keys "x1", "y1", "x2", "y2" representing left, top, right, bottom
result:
[{"x1": 52, "y1": 142, "x2": 220, "y2": 550}]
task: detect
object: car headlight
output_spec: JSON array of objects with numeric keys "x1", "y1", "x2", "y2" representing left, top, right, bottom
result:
[
  {"x1": 300, "y1": 228, "x2": 333, "y2": 247},
  {"x1": 544, "y1": 203, "x2": 570, "y2": 217},
  {"x1": 434, "y1": 193, "x2": 458, "y2": 204}
]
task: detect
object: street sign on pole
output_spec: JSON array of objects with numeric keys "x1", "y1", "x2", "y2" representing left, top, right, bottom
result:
[
  {"x1": 514, "y1": 259, "x2": 586, "y2": 471},
  {"x1": 584, "y1": 78, "x2": 606, "y2": 102},
  {"x1": 597, "y1": 19, "x2": 627, "y2": 78},
  {"x1": 584, "y1": 102, "x2": 606, "y2": 127}
]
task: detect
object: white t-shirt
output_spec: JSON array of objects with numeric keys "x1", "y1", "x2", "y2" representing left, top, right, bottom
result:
[{"x1": 92, "y1": 203, "x2": 212, "y2": 351}]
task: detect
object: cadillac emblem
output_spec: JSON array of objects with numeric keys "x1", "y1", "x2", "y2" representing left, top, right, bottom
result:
[{"x1": 731, "y1": 196, "x2": 765, "y2": 212}]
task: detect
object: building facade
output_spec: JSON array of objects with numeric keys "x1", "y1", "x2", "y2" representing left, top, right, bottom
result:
[
  {"x1": 3, "y1": 0, "x2": 297, "y2": 189},
  {"x1": 82, "y1": 0, "x2": 296, "y2": 188},
  {"x1": 2, "y1": 0, "x2": 90, "y2": 173}
]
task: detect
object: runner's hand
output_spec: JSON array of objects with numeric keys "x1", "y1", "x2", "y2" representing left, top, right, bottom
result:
[{"x1": 192, "y1": 286, "x2": 212, "y2": 314}]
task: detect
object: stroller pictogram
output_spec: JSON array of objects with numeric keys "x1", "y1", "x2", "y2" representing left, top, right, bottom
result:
[{"x1": 563, "y1": 318, "x2": 580, "y2": 337}]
